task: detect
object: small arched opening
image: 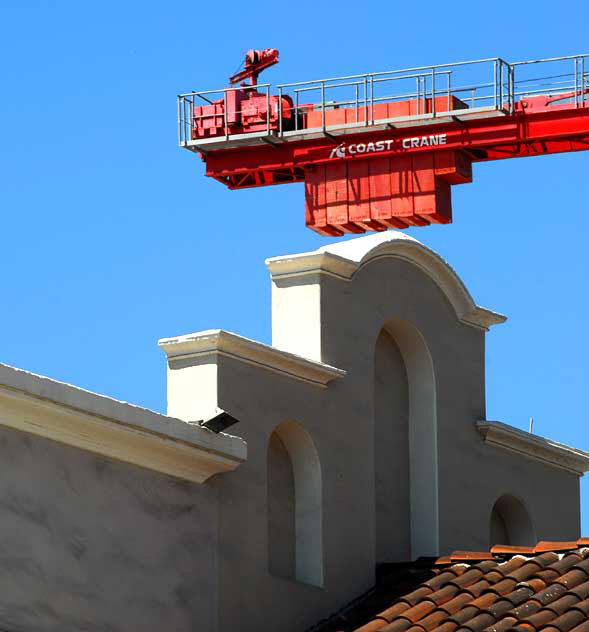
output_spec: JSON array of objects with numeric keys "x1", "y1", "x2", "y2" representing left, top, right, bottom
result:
[
  {"x1": 374, "y1": 319, "x2": 438, "y2": 561},
  {"x1": 490, "y1": 494, "x2": 536, "y2": 547},
  {"x1": 267, "y1": 421, "x2": 323, "y2": 587}
]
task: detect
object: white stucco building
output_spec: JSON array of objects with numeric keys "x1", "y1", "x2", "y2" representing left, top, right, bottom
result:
[{"x1": 0, "y1": 232, "x2": 587, "y2": 631}]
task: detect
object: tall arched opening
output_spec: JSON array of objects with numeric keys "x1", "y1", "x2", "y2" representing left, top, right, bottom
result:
[
  {"x1": 374, "y1": 320, "x2": 438, "y2": 561},
  {"x1": 267, "y1": 421, "x2": 323, "y2": 587},
  {"x1": 490, "y1": 494, "x2": 536, "y2": 547}
]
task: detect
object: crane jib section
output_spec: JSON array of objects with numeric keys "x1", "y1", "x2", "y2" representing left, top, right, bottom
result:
[{"x1": 181, "y1": 53, "x2": 589, "y2": 235}]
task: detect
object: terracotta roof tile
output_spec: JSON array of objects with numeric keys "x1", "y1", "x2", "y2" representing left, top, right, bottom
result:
[
  {"x1": 462, "y1": 581, "x2": 493, "y2": 598},
  {"x1": 449, "y1": 552, "x2": 496, "y2": 562},
  {"x1": 494, "y1": 557, "x2": 528, "y2": 576},
  {"x1": 424, "y1": 573, "x2": 465, "y2": 591},
  {"x1": 467, "y1": 594, "x2": 500, "y2": 611},
  {"x1": 509, "y1": 562, "x2": 549, "y2": 582},
  {"x1": 535, "y1": 568, "x2": 563, "y2": 584},
  {"x1": 511, "y1": 624, "x2": 535, "y2": 632},
  {"x1": 535, "y1": 542, "x2": 580, "y2": 553},
  {"x1": 521, "y1": 607, "x2": 557, "y2": 627},
  {"x1": 434, "y1": 622, "x2": 459, "y2": 632},
  {"x1": 568, "y1": 582, "x2": 589, "y2": 600},
  {"x1": 455, "y1": 611, "x2": 496, "y2": 631},
  {"x1": 489, "y1": 587, "x2": 533, "y2": 610},
  {"x1": 378, "y1": 603, "x2": 412, "y2": 622},
  {"x1": 402, "y1": 602, "x2": 437, "y2": 623},
  {"x1": 378, "y1": 619, "x2": 413, "y2": 632},
  {"x1": 534, "y1": 583, "x2": 569, "y2": 605},
  {"x1": 524, "y1": 578, "x2": 547, "y2": 593},
  {"x1": 311, "y1": 542, "x2": 589, "y2": 632},
  {"x1": 353, "y1": 621, "x2": 389, "y2": 632},
  {"x1": 447, "y1": 607, "x2": 482, "y2": 625},
  {"x1": 491, "y1": 545, "x2": 536, "y2": 555},
  {"x1": 485, "y1": 597, "x2": 519, "y2": 618},
  {"x1": 450, "y1": 569, "x2": 486, "y2": 589},
  {"x1": 483, "y1": 615, "x2": 518, "y2": 631},
  {"x1": 488, "y1": 578, "x2": 518, "y2": 595},
  {"x1": 549, "y1": 553, "x2": 584, "y2": 574},
  {"x1": 573, "y1": 560, "x2": 589, "y2": 575},
  {"x1": 428, "y1": 585, "x2": 461, "y2": 605},
  {"x1": 545, "y1": 610, "x2": 587, "y2": 632},
  {"x1": 405, "y1": 588, "x2": 436, "y2": 606},
  {"x1": 438, "y1": 594, "x2": 482, "y2": 615},
  {"x1": 435, "y1": 557, "x2": 454, "y2": 566},
  {"x1": 414, "y1": 611, "x2": 448, "y2": 631},
  {"x1": 510, "y1": 599, "x2": 543, "y2": 619},
  {"x1": 547, "y1": 594, "x2": 583, "y2": 616}
]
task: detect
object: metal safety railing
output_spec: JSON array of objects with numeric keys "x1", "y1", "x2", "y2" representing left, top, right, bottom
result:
[{"x1": 178, "y1": 53, "x2": 589, "y2": 147}]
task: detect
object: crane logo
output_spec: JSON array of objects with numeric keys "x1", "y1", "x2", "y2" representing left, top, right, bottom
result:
[
  {"x1": 328, "y1": 134, "x2": 448, "y2": 160},
  {"x1": 330, "y1": 143, "x2": 346, "y2": 159}
]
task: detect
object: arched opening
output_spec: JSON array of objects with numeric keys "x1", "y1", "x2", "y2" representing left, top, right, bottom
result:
[
  {"x1": 490, "y1": 494, "x2": 536, "y2": 547},
  {"x1": 374, "y1": 320, "x2": 438, "y2": 561},
  {"x1": 267, "y1": 421, "x2": 323, "y2": 587}
]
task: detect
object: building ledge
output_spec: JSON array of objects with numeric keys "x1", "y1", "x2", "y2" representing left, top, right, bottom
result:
[
  {"x1": 158, "y1": 329, "x2": 346, "y2": 388},
  {"x1": 0, "y1": 362, "x2": 246, "y2": 484},
  {"x1": 477, "y1": 420, "x2": 589, "y2": 476}
]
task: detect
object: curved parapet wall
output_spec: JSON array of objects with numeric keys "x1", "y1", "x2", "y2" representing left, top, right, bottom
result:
[{"x1": 267, "y1": 231, "x2": 505, "y2": 362}]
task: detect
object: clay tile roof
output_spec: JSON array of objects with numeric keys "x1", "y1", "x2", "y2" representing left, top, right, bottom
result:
[{"x1": 309, "y1": 540, "x2": 589, "y2": 632}]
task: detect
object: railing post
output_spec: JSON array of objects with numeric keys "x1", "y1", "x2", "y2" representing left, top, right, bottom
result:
[
  {"x1": 447, "y1": 72, "x2": 451, "y2": 113},
  {"x1": 509, "y1": 64, "x2": 515, "y2": 114},
  {"x1": 321, "y1": 81, "x2": 326, "y2": 131},
  {"x1": 185, "y1": 97, "x2": 190, "y2": 144},
  {"x1": 278, "y1": 86, "x2": 283, "y2": 136},
  {"x1": 431, "y1": 68, "x2": 436, "y2": 118},
  {"x1": 364, "y1": 75, "x2": 368, "y2": 125},
  {"x1": 266, "y1": 85, "x2": 271, "y2": 133},
  {"x1": 574, "y1": 57, "x2": 579, "y2": 108},
  {"x1": 581, "y1": 57, "x2": 586, "y2": 107},
  {"x1": 224, "y1": 90, "x2": 229, "y2": 140},
  {"x1": 499, "y1": 61, "x2": 504, "y2": 109},
  {"x1": 493, "y1": 60, "x2": 497, "y2": 110},
  {"x1": 370, "y1": 75, "x2": 374, "y2": 124},
  {"x1": 177, "y1": 96, "x2": 182, "y2": 145}
]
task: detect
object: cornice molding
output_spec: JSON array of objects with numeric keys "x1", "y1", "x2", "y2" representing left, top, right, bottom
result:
[
  {"x1": 266, "y1": 233, "x2": 506, "y2": 331},
  {"x1": 477, "y1": 420, "x2": 589, "y2": 476},
  {"x1": 0, "y1": 363, "x2": 246, "y2": 484},
  {"x1": 266, "y1": 252, "x2": 357, "y2": 282},
  {"x1": 158, "y1": 329, "x2": 346, "y2": 388}
]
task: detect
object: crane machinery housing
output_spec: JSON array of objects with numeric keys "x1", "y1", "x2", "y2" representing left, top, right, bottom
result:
[{"x1": 179, "y1": 50, "x2": 589, "y2": 235}]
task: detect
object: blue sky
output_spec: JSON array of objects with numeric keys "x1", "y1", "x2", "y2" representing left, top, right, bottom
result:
[{"x1": 1, "y1": 1, "x2": 588, "y2": 531}]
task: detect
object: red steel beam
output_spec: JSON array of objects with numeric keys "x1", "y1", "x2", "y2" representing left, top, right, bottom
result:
[{"x1": 204, "y1": 106, "x2": 589, "y2": 182}]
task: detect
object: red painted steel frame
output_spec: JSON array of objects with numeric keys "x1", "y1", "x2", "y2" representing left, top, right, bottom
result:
[{"x1": 202, "y1": 102, "x2": 589, "y2": 234}]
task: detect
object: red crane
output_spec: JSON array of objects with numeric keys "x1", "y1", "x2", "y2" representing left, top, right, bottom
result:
[{"x1": 179, "y1": 51, "x2": 589, "y2": 235}]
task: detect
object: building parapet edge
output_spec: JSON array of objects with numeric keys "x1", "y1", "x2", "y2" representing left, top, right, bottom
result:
[
  {"x1": 266, "y1": 234, "x2": 506, "y2": 331},
  {"x1": 0, "y1": 362, "x2": 246, "y2": 484},
  {"x1": 158, "y1": 329, "x2": 347, "y2": 388},
  {"x1": 477, "y1": 420, "x2": 589, "y2": 476}
]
